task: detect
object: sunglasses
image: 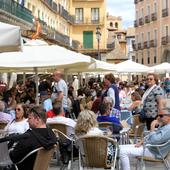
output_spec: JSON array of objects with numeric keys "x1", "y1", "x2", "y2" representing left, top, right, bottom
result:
[
  {"x1": 146, "y1": 78, "x2": 154, "y2": 81},
  {"x1": 157, "y1": 114, "x2": 170, "y2": 118},
  {"x1": 16, "y1": 108, "x2": 21, "y2": 111}
]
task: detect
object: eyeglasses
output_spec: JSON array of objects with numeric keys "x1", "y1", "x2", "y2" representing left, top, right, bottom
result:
[
  {"x1": 157, "y1": 114, "x2": 170, "y2": 118},
  {"x1": 16, "y1": 108, "x2": 21, "y2": 111},
  {"x1": 146, "y1": 78, "x2": 154, "y2": 81}
]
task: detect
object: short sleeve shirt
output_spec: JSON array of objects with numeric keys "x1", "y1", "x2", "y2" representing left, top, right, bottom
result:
[{"x1": 143, "y1": 86, "x2": 164, "y2": 118}]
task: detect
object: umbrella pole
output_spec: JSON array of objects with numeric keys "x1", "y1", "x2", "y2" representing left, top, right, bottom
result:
[{"x1": 34, "y1": 67, "x2": 39, "y2": 105}]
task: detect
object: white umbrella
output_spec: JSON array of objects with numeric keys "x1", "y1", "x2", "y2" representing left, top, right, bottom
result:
[
  {"x1": 0, "y1": 44, "x2": 93, "y2": 72},
  {"x1": 67, "y1": 59, "x2": 117, "y2": 73},
  {"x1": 0, "y1": 22, "x2": 22, "y2": 52},
  {"x1": 116, "y1": 60, "x2": 150, "y2": 73},
  {"x1": 150, "y1": 62, "x2": 170, "y2": 73}
]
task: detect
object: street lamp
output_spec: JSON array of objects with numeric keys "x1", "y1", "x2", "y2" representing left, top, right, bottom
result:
[{"x1": 96, "y1": 26, "x2": 101, "y2": 60}]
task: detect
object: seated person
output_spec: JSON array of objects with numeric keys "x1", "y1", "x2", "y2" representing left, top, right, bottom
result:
[
  {"x1": 97, "y1": 102, "x2": 122, "y2": 125},
  {"x1": 47, "y1": 101, "x2": 76, "y2": 164},
  {"x1": 119, "y1": 99, "x2": 170, "y2": 170},
  {"x1": 6, "y1": 106, "x2": 57, "y2": 170},
  {"x1": 0, "y1": 100, "x2": 12, "y2": 123},
  {"x1": 5, "y1": 104, "x2": 29, "y2": 134},
  {"x1": 47, "y1": 101, "x2": 76, "y2": 137},
  {"x1": 46, "y1": 100, "x2": 65, "y2": 118}
]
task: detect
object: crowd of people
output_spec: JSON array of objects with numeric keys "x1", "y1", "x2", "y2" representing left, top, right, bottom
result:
[{"x1": 0, "y1": 70, "x2": 170, "y2": 170}]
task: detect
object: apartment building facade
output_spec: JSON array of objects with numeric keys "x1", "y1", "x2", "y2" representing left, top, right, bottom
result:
[
  {"x1": 134, "y1": 0, "x2": 170, "y2": 66},
  {"x1": 70, "y1": 0, "x2": 107, "y2": 59}
]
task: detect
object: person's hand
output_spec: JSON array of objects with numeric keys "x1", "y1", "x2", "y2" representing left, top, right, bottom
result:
[{"x1": 150, "y1": 120, "x2": 159, "y2": 131}]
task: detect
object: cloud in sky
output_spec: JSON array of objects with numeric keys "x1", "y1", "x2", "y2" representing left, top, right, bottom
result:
[{"x1": 106, "y1": 0, "x2": 135, "y2": 29}]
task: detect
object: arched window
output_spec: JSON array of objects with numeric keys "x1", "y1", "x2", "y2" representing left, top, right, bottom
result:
[
  {"x1": 115, "y1": 22, "x2": 118, "y2": 28},
  {"x1": 110, "y1": 22, "x2": 113, "y2": 27}
]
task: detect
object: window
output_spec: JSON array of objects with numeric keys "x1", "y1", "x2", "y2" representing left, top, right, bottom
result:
[
  {"x1": 142, "y1": 58, "x2": 144, "y2": 64},
  {"x1": 141, "y1": 8, "x2": 144, "y2": 18},
  {"x1": 154, "y1": 49, "x2": 157, "y2": 64},
  {"x1": 75, "y1": 8, "x2": 83, "y2": 23},
  {"x1": 141, "y1": 32, "x2": 144, "y2": 48},
  {"x1": 141, "y1": 52, "x2": 144, "y2": 64},
  {"x1": 147, "y1": 50, "x2": 150, "y2": 64},
  {"x1": 115, "y1": 22, "x2": 118, "y2": 28},
  {"x1": 91, "y1": 8, "x2": 99, "y2": 22},
  {"x1": 165, "y1": 25, "x2": 169, "y2": 36},
  {"x1": 110, "y1": 22, "x2": 113, "y2": 27},
  {"x1": 162, "y1": 0, "x2": 168, "y2": 9},
  {"x1": 154, "y1": 29, "x2": 157, "y2": 45},
  {"x1": 147, "y1": 5, "x2": 150, "y2": 16},
  {"x1": 136, "y1": 11, "x2": 138, "y2": 20},
  {"x1": 147, "y1": 32, "x2": 150, "y2": 47},
  {"x1": 38, "y1": 9, "x2": 40, "y2": 19},
  {"x1": 154, "y1": 2, "x2": 157, "y2": 13}
]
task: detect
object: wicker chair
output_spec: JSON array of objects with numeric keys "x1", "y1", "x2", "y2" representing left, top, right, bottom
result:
[
  {"x1": 0, "y1": 121, "x2": 7, "y2": 129},
  {"x1": 76, "y1": 135, "x2": 119, "y2": 170},
  {"x1": 48, "y1": 123, "x2": 75, "y2": 170},
  {"x1": 15, "y1": 145, "x2": 56, "y2": 170},
  {"x1": 135, "y1": 140, "x2": 170, "y2": 170}
]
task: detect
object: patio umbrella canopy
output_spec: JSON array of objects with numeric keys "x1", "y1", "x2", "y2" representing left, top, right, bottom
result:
[
  {"x1": 0, "y1": 22, "x2": 22, "y2": 52},
  {"x1": 116, "y1": 60, "x2": 150, "y2": 73},
  {"x1": 66, "y1": 59, "x2": 117, "y2": 73},
  {"x1": 0, "y1": 42, "x2": 93, "y2": 72},
  {"x1": 149, "y1": 62, "x2": 170, "y2": 73}
]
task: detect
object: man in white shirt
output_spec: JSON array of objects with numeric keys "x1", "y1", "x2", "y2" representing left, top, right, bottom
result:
[
  {"x1": 47, "y1": 101, "x2": 76, "y2": 137},
  {"x1": 52, "y1": 70, "x2": 68, "y2": 116}
]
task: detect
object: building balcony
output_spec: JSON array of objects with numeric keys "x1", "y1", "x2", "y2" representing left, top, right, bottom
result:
[
  {"x1": 74, "y1": 17, "x2": 104, "y2": 25},
  {"x1": 134, "y1": 20, "x2": 138, "y2": 27},
  {"x1": 162, "y1": 8, "x2": 168, "y2": 17},
  {"x1": 151, "y1": 13, "x2": 157, "y2": 21},
  {"x1": 161, "y1": 36, "x2": 170, "y2": 45},
  {"x1": 73, "y1": 0, "x2": 103, "y2": 1},
  {"x1": 0, "y1": 0, "x2": 33, "y2": 23},
  {"x1": 150, "y1": 39, "x2": 157, "y2": 47},
  {"x1": 38, "y1": 19, "x2": 79, "y2": 49},
  {"x1": 144, "y1": 41, "x2": 150, "y2": 49},
  {"x1": 58, "y1": 4, "x2": 74, "y2": 24},
  {"x1": 132, "y1": 43, "x2": 137, "y2": 51},
  {"x1": 145, "y1": 15, "x2": 150, "y2": 23},
  {"x1": 43, "y1": 0, "x2": 58, "y2": 13},
  {"x1": 139, "y1": 18, "x2": 144, "y2": 26}
]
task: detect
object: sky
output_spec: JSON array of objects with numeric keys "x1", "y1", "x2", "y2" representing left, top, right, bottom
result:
[{"x1": 106, "y1": 0, "x2": 135, "y2": 29}]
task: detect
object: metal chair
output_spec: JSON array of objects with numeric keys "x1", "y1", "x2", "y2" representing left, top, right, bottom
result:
[
  {"x1": 15, "y1": 145, "x2": 56, "y2": 170},
  {"x1": 76, "y1": 135, "x2": 119, "y2": 170},
  {"x1": 136, "y1": 140, "x2": 170, "y2": 170},
  {"x1": 49, "y1": 123, "x2": 75, "y2": 170}
]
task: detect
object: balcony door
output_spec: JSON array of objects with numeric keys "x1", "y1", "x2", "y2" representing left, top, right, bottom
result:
[
  {"x1": 91, "y1": 8, "x2": 99, "y2": 23},
  {"x1": 83, "y1": 31, "x2": 93, "y2": 49},
  {"x1": 75, "y1": 8, "x2": 83, "y2": 23}
]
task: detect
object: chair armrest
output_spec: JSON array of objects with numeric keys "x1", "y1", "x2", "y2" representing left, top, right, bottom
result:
[
  {"x1": 145, "y1": 140, "x2": 170, "y2": 148},
  {"x1": 52, "y1": 129, "x2": 74, "y2": 141},
  {"x1": 15, "y1": 147, "x2": 43, "y2": 165}
]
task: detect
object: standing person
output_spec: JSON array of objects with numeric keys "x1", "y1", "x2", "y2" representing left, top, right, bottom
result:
[
  {"x1": 8, "y1": 106, "x2": 57, "y2": 170},
  {"x1": 52, "y1": 70, "x2": 68, "y2": 116},
  {"x1": 102, "y1": 73, "x2": 120, "y2": 111},
  {"x1": 141, "y1": 73, "x2": 164, "y2": 130}
]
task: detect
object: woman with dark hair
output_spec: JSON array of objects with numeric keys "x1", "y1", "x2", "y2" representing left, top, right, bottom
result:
[
  {"x1": 141, "y1": 73, "x2": 164, "y2": 130},
  {"x1": 5, "y1": 103, "x2": 29, "y2": 134},
  {"x1": 102, "y1": 73, "x2": 120, "y2": 111},
  {"x1": 127, "y1": 91, "x2": 141, "y2": 115}
]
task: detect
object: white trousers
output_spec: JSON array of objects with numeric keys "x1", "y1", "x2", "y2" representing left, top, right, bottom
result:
[{"x1": 119, "y1": 144, "x2": 155, "y2": 170}]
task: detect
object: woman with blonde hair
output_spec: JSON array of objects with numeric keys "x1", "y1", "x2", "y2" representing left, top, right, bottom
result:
[{"x1": 75, "y1": 109, "x2": 103, "y2": 137}]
